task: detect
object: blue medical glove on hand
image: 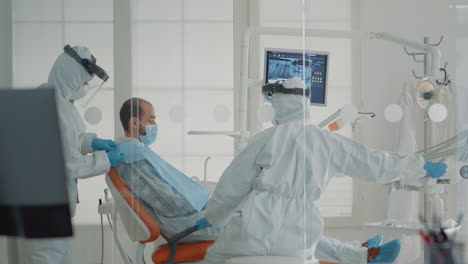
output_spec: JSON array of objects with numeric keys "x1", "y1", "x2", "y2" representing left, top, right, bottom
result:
[
  {"x1": 424, "y1": 162, "x2": 448, "y2": 179},
  {"x1": 365, "y1": 234, "x2": 383, "y2": 248},
  {"x1": 370, "y1": 239, "x2": 401, "y2": 263},
  {"x1": 107, "y1": 148, "x2": 127, "y2": 168},
  {"x1": 92, "y1": 138, "x2": 118, "y2": 152},
  {"x1": 195, "y1": 218, "x2": 212, "y2": 230}
]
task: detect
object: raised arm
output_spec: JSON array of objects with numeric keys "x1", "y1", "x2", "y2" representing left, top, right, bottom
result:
[{"x1": 324, "y1": 128, "x2": 425, "y2": 183}]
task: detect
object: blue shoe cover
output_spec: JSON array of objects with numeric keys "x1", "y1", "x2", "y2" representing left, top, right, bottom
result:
[
  {"x1": 370, "y1": 239, "x2": 402, "y2": 263},
  {"x1": 366, "y1": 234, "x2": 383, "y2": 248}
]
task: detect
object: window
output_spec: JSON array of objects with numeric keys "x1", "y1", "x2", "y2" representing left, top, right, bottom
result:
[{"x1": 132, "y1": 0, "x2": 234, "y2": 183}]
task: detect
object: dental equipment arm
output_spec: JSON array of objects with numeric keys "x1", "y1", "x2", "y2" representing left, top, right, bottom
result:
[{"x1": 318, "y1": 104, "x2": 375, "y2": 131}]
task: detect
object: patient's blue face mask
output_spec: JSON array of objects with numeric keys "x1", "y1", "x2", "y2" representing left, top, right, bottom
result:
[{"x1": 140, "y1": 124, "x2": 158, "y2": 146}]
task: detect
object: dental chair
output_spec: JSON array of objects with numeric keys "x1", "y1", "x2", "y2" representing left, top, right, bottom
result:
[
  {"x1": 104, "y1": 168, "x2": 214, "y2": 264},
  {"x1": 104, "y1": 169, "x2": 334, "y2": 264}
]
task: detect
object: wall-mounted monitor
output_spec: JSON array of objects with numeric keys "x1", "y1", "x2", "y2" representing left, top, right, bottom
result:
[{"x1": 264, "y1": 48, "x2": 329, "y2": 106}]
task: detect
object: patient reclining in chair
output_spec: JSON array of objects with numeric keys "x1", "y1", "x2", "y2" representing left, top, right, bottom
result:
[
  {"x1": 114, "y1": 97, "x2": 386, "y2": 263},
  {"x1": 115, "y1": 97, "x2": 218, "y2": 243}
]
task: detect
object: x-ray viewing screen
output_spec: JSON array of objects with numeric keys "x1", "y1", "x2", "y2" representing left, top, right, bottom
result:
[{"x1": 264, "y1": 49, "x2": 329, "y2": 106}]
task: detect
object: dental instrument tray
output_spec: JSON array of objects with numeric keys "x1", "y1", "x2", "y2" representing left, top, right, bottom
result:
[{"x1": 365, "y1": 220, "x2": 461, "y2": 237}]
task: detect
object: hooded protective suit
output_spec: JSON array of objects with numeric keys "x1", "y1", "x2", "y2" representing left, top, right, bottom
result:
[
  {"x1": 201, "y1": 78, "x2": 426, "y2": 264},
  {"x1": 47, "y1": 46, "x2": 111, "y2": 216},
  {"x1": 10, "y1": 46, "x2": 111, "y2": 264}
]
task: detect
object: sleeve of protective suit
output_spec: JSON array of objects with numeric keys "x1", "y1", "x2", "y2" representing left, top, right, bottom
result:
[
  {"x1": 66, "y1": 149, "x2": 110, "y2": 179},
  {"x1": 323, "y1": 128, "x2": 426, "y2": 183},
  {"x1": 315, "y1": 235, "x2": 367, "y2": 264},
  {"x1": 204, "y1": 133, "x2": 268, "y2": 229},
  {"x1": 80, "y1": 132, "x2": 96, "y2": 154}
]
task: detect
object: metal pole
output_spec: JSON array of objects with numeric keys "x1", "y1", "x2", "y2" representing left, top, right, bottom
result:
[
  {"x1": 113, "y1": 0, "x2": 133, "y2": 139},
  {"x1": 423, "y1": 36, "x2": 432, "y2": 264}
]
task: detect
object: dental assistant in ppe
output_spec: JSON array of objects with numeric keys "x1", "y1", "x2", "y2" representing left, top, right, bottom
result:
[
  {"x1": 8, "y1": 45, "x2": 126, "y2": 264},
  {"x1": 198, "y1": 77, "x2": 447, "y2": 264}
]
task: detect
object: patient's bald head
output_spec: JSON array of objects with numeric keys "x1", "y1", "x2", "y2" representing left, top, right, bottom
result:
[{"x1": 119, "y1": 98, "x2": 156, "y2": 139}]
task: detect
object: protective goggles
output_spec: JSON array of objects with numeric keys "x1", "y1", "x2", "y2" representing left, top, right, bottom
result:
[
  {"x1": 63, "y1": 45, "x2": 109, "y2": 82},
  {"x1": 262, "y1": 81, "x2": 310, "y2": 98}
]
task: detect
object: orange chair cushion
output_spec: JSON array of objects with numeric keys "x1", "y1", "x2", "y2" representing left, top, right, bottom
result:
[
  {"x1": 108, "y1": 168, "x2": 160, "y2": 243},
  {"x1": 152, "y1": 241, "x2": 215, "y2": 263}
]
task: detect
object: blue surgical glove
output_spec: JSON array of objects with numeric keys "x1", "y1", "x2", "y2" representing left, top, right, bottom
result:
[
  {"x1": 366, "y1": 234, "x2": 383, "y2": 248},
  {"x1": 92, "y1": 138, "x2": 118, "y2": 152},
  {"x1": 370, "y1": 239, "x2": 401, "y2": 263},
  {"x1": 106, "y1": 148, "x2": 127, "y2": 168},
  {"x1": 195, "y1": 218, "x2": 212, "y2": 230},
  {"x1": 424, "y1": 162, "x2": 448, "y2": 179}
]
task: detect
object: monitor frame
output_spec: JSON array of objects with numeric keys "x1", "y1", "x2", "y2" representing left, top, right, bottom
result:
[{"x1": 263, "y1": 47, "x2": 330, "y2": 107}]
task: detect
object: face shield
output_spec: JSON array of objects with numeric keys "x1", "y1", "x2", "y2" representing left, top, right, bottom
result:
[
  {"x1": 76, "y1": 78, "x2": 107, "y2": 108},
  {"x1": 63, "y1": 45, "x2": 109, "y2": 108}
]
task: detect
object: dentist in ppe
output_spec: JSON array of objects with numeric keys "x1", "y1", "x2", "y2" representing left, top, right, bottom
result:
[
  {"x1": 8, "y1": 45, "x2": 126, "y2": 264},
  {"x1": 197, "y1": 77, "x2": 447, "y2": 264}
]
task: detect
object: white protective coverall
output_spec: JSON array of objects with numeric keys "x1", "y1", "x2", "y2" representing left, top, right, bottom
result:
[
  {"x1": 7, "y1": 46, "x2": 111, "y2": 264},
  {"x1": 202, "y1": 79, "x2": 426, "y2": 264},
  {"x1": 47, "y1": 46, "x2": 111, "y2": 217}
]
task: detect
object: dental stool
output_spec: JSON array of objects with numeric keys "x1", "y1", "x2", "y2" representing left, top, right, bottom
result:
[
  {"x1": 105, "y1": 168, "x2": 214, "y2": 264},
  {"x1": 225, "y1": 256, "x2": 336, "y2": 264}
]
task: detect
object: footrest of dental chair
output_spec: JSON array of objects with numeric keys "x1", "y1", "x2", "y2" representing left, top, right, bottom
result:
[{"x1": 152, "y1": 241, "x2": 215, "y2": 263}]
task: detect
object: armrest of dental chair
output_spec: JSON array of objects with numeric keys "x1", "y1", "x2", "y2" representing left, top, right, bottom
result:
[
  {"x1": 165, "y1": 226, "x2": 199, "y2": 263},
  {"x1": 153, "y1": 241, "x2": 214, "y2": 264},
  {"x1": 153, "y1": 226, "x2": 214, "y2": 264}
]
